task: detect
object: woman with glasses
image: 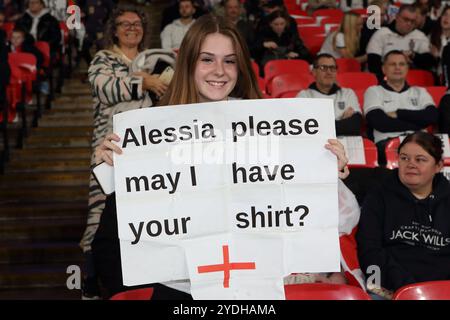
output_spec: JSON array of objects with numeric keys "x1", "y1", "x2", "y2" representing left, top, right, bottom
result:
[
  {"x1": 356, "y1": 131, "x2": 450, "y2": 299},
  {"x1": 80, "y1": 6, "x2": 169, "y2": 299}
]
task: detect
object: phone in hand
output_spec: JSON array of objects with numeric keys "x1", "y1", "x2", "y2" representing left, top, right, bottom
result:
[
  {"x1": 92, "y1": 162, "x2": 115, "y2": 195},
  {"x1": 159, "y1": 66, "x2": 174, "y2": 85}
]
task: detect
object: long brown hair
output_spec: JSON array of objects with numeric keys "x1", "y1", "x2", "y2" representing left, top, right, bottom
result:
[
  {"x1": 430, "y1": 5, "x2": 450, "y2": 51},
  {"x1": 159, "y1": 14, "x2": 263, "y2": 106},
  {"x1": 333, "y1": 12, "x2": 362, "y2": 58},
  {"x1": 102, "y1": 5, "x2": 149, "y2": 52}
]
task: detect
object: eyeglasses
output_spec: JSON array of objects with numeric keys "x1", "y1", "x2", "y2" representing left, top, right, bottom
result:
[
  {"x1": 314, "y1": 65, "x2": 337, "y2": 72},
  {"x1": 116, "y1": 21, "x2": 143, "y2": 29},
  {"x1": 398, "y1": 15, "x2": 416, "y2": 24}
]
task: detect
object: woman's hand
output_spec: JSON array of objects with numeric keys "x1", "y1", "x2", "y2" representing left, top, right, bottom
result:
[
  {"x1": 263, "y1": 41, "x2": 278, "y2": 49},
  {"x1": 95, "y1": 133, "x2": 123, "y2": 166},
  {"x1": 325, "y1": 139, "x2": 349, "y2": 179},
  {"x1": 133, "y1": 72, "x2": 168, "y2": 97},
  {"x1": 287, "y1": 52, "x2": 299, "y2": 59}
]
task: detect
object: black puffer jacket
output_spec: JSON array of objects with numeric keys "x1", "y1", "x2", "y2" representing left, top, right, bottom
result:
[
  {"x1": 356, "y1": 170, "x2": 450, "y2": 291},
  {"x1": 16, "y1": 10, "x2": 61, "y2": 55}
]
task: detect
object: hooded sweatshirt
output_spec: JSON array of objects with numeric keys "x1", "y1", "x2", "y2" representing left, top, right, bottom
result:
[{"x1": 356, "y1": 169, "x2": 450, "y2": 291}]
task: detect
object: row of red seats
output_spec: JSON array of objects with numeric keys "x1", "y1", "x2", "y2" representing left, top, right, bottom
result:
[{"x1": 109, "y1": 280, "x2": 450, "y2": 300}]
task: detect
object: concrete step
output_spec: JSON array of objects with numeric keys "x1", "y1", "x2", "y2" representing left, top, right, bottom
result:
[
  {"x1": 30, "y1": 126, "x2": 92, "y2": 137},
  {"x1": 24, "y1": 135, "x2": 91, "y2": 148},
  {"x1": 0, "y1": 263, "x2": 83, "y2": 289},
  {"x1": 6, "y1": 159, "x2": 90, "y2": 173},
  {"x1": 38, "y1": 116, "x2": 93, "y2": 127},
  {"x1": 9, "y1": 147, "x2": 91, "y2": 161},
  {"x1": 0, "y1": 217, "x2": 85, "y2": 241},
  {"x1": 0, "y1": 202, "x2": 87, "y2": 221},
  {"x1": 0, "y1": 186, "x2": 89, "y2": 202},
  {"x1": 0, "y1": 241, "x2": 83, "y2": 265},
  {"x1": 0, "y1": 171, "x2": 89, "y2": 188}
]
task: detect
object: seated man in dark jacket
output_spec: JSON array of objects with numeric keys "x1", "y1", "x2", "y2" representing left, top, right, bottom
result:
[{"x1": 16, "y1": 0, "x2": 61, "y2": 58}]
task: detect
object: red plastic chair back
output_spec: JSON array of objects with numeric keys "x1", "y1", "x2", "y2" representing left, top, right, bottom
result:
[
  {"x1": 320, "y1": 16, "x2": 342, "y2": 25},
  {"x1": 406, "y1": 70, "x2": 435, "y2": 86},
  {"x1": 35, "y1": 41, "x2": 51, "y2": 68},
  {"x1": 284, "y1": 283, "x2": 371, "y2": 300},
  {"x1": 110, "y1": 288, "x2": 154, "y2": 300},
  {"x1": 336, "y1": 58, "x2": 361, "y2": 73},
  {"x1": 298, "y1": 25, "x2": 325, "y2": 39},
  {"x1": 337, "y1": 72, "x2": 378, "y2": 91},
  {"x1": 426, "y1": 86, "x2": 447, "y2": 105},
  {"x1": 280, "y1": 91, "x2": 300, "y2": 98},
  {"x1": 1, "y1": 22, "x2": 15, "y2": 40},
  {"x1": 312, "y1": 9, "x2": 344, "y2": 19},
  {"x1": 270, "y1": 73, "x2": 313, "y2": 98},
  {"x1": 264, "y1": 59, "x2": 310, "y2": 94},
  {"x1": 302, "y1": 34, "x2": 326, "y2": 56},
  {"x1": 346, "y1": 138, "x2": 378, "y2": 168},
  {"x1": 385, "y1": 137, "x2": 401, "y2": 169},
  {"x1": 393, "y1": 281, "x2": 450, "y2": 300}
]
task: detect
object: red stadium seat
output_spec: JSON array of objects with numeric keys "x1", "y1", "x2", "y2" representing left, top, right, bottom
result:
[
  {"x1": 110, "y1": 287, "x2": 154, "y2": 300},
  {"x1": 406, "y1": 70, "x2": 435, "y2": 86},
  {"x1": 302, "y1": 34, "x2": 326, "y2": 57},
  {"x1": 284, "y1": 283, "x2": 371, "y2": 300},
  {"x1": 280, "y1": 91, "x2": 300, "y2": 98},
  {"x1": 35, "y1": 41, "x2": 51, "y2": 69},
  {"x1": 353, "y1": 88, "x2": 365, "y2": 107},
  {"x1": 295, "y1": 16, "x2": 317, "y2": 25},
  {"x1": 320, "y1": 16, "x2": 342, "y2": 25},
  {"x1": 385, "y1": 137, "x2": 401, "y2": 169},
  {"x1": 312, "y1": 8, "x2": 344, "y2": 19},
  {"x1": 345, "y1": 137, "x2": 379, "y2": 168},
  {"x1": 298, "y1": 25, "x2": 325, "y2": 39},
  {"x1": 393, "y1": 281, "x2": 450, "y2": 300},
  {"x1": 270, "y1": 73, "x2": 314, "y2": 98},
  {"x1": 336, "y1": 58, "x2": 361, "y2": 73},
  {"x1": 337, "y1": 72, "x2": 378, "y2": 91},
  {"x1": 263, "y1": 59, "x2": 310, "y2": 94},
  {"x1": 426, "y1": 86, "x2": 447, "y2": 105}
]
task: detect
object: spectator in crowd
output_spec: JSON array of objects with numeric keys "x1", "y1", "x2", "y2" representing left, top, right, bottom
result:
[
  {"x1": 360, "y1": 0, "x2": 389, "y2": 54},
  {"x1": 160, "y1": 0, "x2": 206, "y2": 31},
  {"x1": 161, "y1": 0, "x2": 196, "y2": 50},
  {"x1": 430, "y1": 6, "x2": 450, "y2": 81},
  {"x1": 366, "y1": 4, "x2": 434, "y2": 81},
  {"x1": 1, "y1": 0, "x2": 21, "y2": 22},
  {"x1": 364, "y1": 50, "x2": 438, "y2": 165},
  {"x1": 307, "y1": 0, "x2": 337, "y2": 16},
  {"x1": 16, "y1": 0, "x2": 61, "y2": 57},
  {"x1": 44, "y1": 0, "x2": 67, "y2": 21},
  {"x1": 356, "y1": 132, "x2": 450, "y2": 299},
  {"x1": 255, "y1": 1, "x2": 299, "y2": 37},
  {"x1": 297, "y1": 54, "x2": 363, "y2": 136},
  {"x1": 320, "y1": 11, "x2": 367, "y2": 64},
  {"x1": 223, "y1": 0, "x2": 256, "y2": 57},
  {"x1": 0, "y1": 26, "x2": 9, "y2": 108},
  {"x1": 340, "y1": 0, "x2": 368, "y2": 12},
  {"x1": 255, "y1": 10, "x2": 311, "y2": 71},
  {"x1": 438, "y1": 88, "x2": 450, "y2": 134},
  {"x1": 9, "y1": 26, "x2": 43, "y2": 70},
  {"x1": 430, "y1": 0, "x2": 444, "y2": 20},
  {"x1": 81, "y1": 6, "x2": 169, "y2": 300},
  {"x1": 415, "y1": 3, "x2": 436, "y2": 35},
  {"x1": 92, "y1": 14, "x2": 354, "y2": 299}
]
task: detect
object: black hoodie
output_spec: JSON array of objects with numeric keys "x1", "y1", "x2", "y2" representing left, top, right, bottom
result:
[{"x1": 356, "y1": 170, "x2": 450, "y2": 291}]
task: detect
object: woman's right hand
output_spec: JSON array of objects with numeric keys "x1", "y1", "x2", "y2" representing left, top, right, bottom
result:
[
  {"x1": 95, "y1": 133, "x2": 123, "y2": 166},
  {"x1": 263, "y1": 41, "x2": 278, "y2": 49},
  {"x1": 133, "y1": 71, "x2": 168, "y2": 98}
]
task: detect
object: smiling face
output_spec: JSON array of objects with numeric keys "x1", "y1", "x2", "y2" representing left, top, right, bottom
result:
[
  {"x1": 398, "y1": 142, "x2": 443, "y2": 195},
  {"x1": 194, "y1": 33, "x2": 238, "y2": 103},
  {"x1": 114, "y1": 12, "x2": 143, "y2": 49}
]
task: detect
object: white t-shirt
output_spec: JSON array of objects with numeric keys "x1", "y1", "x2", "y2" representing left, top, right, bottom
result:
[
  {"x1": 319, "y1": 32, "x2": 345, "y2": 58},
  {"x1": 160, "y1": 19, "x2": 195, "y2": 50},
  {"x1": 366, "y1": 26, "x2": 430, "y2": 57},
  {"x1": 363, "y1": 84, "x2": 434, "y2": 143},
  {"x1": 297, "y1": 85, "x2": 360, "y2": 120}
]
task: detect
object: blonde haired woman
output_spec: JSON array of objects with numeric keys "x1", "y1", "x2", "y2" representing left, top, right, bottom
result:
[{"x1": 319, "y1": 11, "x2": 367, "y2": 64}]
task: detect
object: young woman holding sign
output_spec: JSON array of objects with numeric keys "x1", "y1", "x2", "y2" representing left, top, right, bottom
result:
[{"x1": 93, "y1": 14, "x2": 357, "y2": 299}]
